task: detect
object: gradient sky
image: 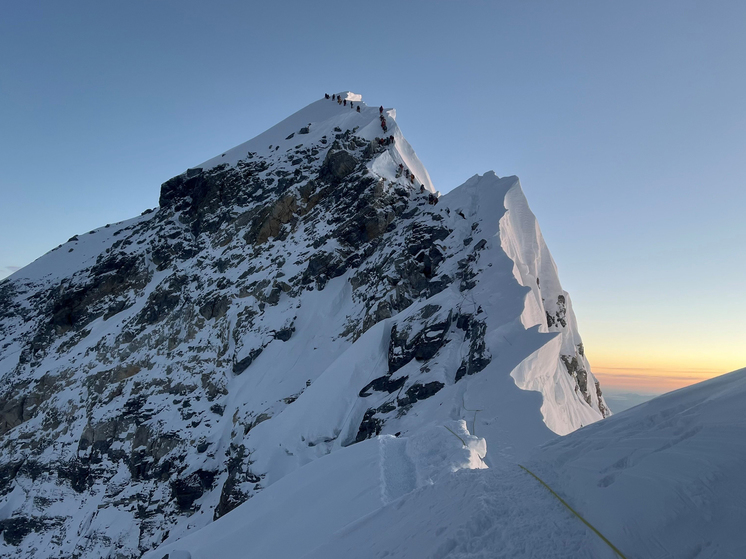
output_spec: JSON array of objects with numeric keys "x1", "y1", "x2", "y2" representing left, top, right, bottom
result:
[{"x1": 1, "y1": 1, "x2": 744, "y2": 394}]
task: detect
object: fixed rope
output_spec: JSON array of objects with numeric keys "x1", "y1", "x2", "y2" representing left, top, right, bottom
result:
[
  {"x1": 518, "y1": 465, "x2": 628, "y2": 559},
  {"x1": 462, "y1": 396, "x2": 482, "y2": 436},
  {"x1": 443, "y1": 425, "x2": 467, "y2": 446}
]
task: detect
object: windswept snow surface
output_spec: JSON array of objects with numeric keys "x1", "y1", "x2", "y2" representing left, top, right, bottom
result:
[
  {"x1": 150, "y1": 369, "x2": 746, "y2": 559},
  {"x1": 529, "y1": 367, "x2": 746, "y2": 558}
]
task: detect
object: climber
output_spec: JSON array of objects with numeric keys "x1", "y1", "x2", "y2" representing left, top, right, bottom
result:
[
  {"x1": 379, "y1": 106, "x2": 384, "y2": 114},
  {"x1": 350, "y1": 102, "x2": 354, "y2": 109},
  {"x1": 343, "y1": 99, "x2": 347, "y2": 106},
  {"x1": 356, "y1": 106, "x2": 361, "y2": 112},
  {"x1": 338, "y1": 97, "x2": 342, "y2": 105},
  {"x1": 332, "y1": 94, "x2": 336, "y2": 100},
  {"x1": 420, "y1": 185, "x2": 425, "y2": 194},
  {"x1": 325, "y1": 93, "x2": 330, "y2": 99}
]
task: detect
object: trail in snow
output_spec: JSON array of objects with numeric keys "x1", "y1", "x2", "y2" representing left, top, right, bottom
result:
[
  {"x1": 379, "y1": 435, "x2": 417, "y2": 504},
  {"x1": 147, "y1": 421, "x2": 487, "y2": 559},
  {"x1": 304, "y1": 465, "x2": 618, "y2": 559}
]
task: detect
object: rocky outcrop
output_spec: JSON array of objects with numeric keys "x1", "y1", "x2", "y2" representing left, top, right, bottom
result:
[
  {"x1": 561, "y1": 353, "x2": 592, "y2": 405},
  {"x1": 319, "y1": 149, "x2": 358, "y2": 183}
]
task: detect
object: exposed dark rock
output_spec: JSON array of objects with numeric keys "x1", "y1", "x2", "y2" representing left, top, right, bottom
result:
[
  {"x1": 547, "y1": 294, "x2": 568, "y2": 328},
  {"x1": 354, "y1": 409, "x2": 384, "y2": 443},
  {"x1": 388, "y1": 313, "x2": 452, "y2": 374},
  {"x1": 561, "y1": 354, "x2": 592, "y2": 406},
  {"x1": 48, "y1": 254, "x2": 146, "y2": 334},
  {"x1": 56, "y1": 460, "x2": 92, "y2": 493},
  {"x1": 319, "y1": 150, "x2": 357, "y2": 183},
  {"x1": 137, "y1": 276, "x2": 187, "y2": 325},
  {"x1": 359, "y1": 375, "x2": 408, "y2": 397},
  {"x1": 199, "y1": 295, "x2": 230, "y2": 320},
  {"x1": 595, "y1": 381, "x2": 610, "y2": 417},
  {"x1": 302, "y1": 251, "x2": 345, "y2": 290},
  {"x1": 274, "y1": 326, "x2": 294, "y2": 341},
  {"x1": 396, "y1": 381, "x2": 445, "y2": 407},
  {"x1": 454, "y1": 314, "x2": 491, "y2": 382},
  {"x1": 233, "y1": 347, "x2": 264, "y2": 375},
  {"x1": 0, "y1": 516, "x2": 47, "y2": 546},
  {"x1": 215, "y1": 443, "x2": 259, "y2": 520},
  {"x1": 255, "y1": 194, "x2": 298, "y2": 244},
  {"x1": 171, "y1": 469, "x2": 217, "y2": 511}
]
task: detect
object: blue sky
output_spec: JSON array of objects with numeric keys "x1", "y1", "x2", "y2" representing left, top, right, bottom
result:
[{"x1": 1, "y1": 1, "x2": 744, "y2": 391}]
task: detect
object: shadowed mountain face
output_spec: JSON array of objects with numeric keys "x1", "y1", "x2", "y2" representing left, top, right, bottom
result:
[{"x1": 0, "y1": 93, "x2": 607, "y2": 558}]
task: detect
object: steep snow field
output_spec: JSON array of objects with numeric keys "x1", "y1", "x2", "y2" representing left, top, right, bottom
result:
[{"x1": 151, "y1": 368, "x2": 746, "y2": 559}]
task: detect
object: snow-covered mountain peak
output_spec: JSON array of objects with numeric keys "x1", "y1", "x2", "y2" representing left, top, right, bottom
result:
[
  {"x1": 195, "y1": 93, "x2": 434, "y2": 193},
  {"x1": 0, "y1": 94, "x2": 608, "y2": 558}
]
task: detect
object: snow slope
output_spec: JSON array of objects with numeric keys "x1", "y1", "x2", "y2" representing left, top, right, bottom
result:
[
  {"x1": 148, "y1": 421, "x2": 486, "y2": 559},
  {"x1": 529, "y1": 366, "x2": 746, "y2": 558},
  {"x1": 151, "y1": 369, "x2": 746, "y2": 559}
]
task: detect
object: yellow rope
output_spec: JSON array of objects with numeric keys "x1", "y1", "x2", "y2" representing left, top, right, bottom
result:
[
  {"x1": 443, "y1": 425, "x2": 467, "y2": 446},
  {"x1": 518, "y1": 465, "x2": 628, "y2": 559}
]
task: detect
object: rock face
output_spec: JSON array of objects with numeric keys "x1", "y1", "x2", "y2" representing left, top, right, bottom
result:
[{"x1": 0, "y1": 92, "x2": 608, "y2": 558}]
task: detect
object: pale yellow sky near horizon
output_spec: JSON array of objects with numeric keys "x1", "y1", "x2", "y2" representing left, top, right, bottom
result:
[
  {"x1": 592, "y1": 366, "x2": 731, "y2": 394},
  {"x1": 587, "y1": 348, "x2": 743, "y2": 394},
  {"x1": 576, "y1": 309, "x2": 744, "y2": 394}
]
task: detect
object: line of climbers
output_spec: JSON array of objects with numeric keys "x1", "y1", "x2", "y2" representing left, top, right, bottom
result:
[
  {"x1": 325, "y1": 93, "x2": 361, "y2": 112},
  {"x1": 379, "y1": 105, "x2": 388, "y2": 133},
  {"x1": 322, "y1": 94, "x2": 437, "y2": 205}
]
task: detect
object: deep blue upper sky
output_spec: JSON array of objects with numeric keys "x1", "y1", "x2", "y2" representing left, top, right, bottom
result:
[{"x1": 1, "y1": 1, "x2": 744, "y2": 388}]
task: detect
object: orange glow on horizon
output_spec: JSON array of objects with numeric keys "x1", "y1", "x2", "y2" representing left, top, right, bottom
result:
[{"x1": 592, "y1": 364, "x2": 733, "y2": 394}]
